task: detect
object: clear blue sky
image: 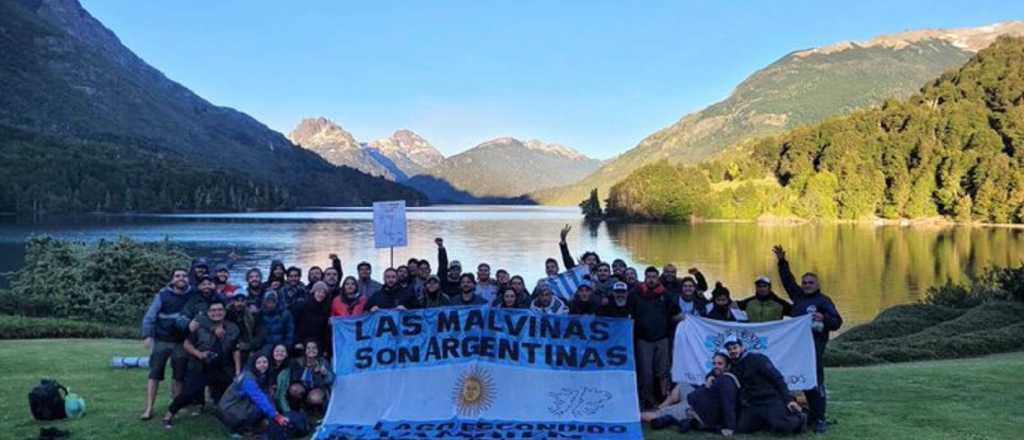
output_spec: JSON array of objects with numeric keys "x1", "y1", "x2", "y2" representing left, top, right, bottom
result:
[{"x1": 82, "y1": 0, "x2": 1022, "y2": 159}]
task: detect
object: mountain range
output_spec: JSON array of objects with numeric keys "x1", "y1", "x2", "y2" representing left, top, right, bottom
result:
[
  {"x1": 288, "y1": 118, "x2": 601, "y2": 202},
  {"x1": 604, "y1": 35, "x2": 1024, "y2": 224},
  {"x1": 534, "y1": 21, "x2": 1024, "y2": 206},
  {"x1": 0, "y1": 0, "x2": 424, "y2": 214}
]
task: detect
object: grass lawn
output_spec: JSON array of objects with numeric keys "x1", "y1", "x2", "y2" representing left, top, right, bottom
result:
[{"x1": 0, "y1": 339, "x2": 1021, "y2": 439}]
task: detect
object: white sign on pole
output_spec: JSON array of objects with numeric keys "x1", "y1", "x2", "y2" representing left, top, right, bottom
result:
[{"x1": 373, "y1": 200, "x2": 408, "y2": 249}]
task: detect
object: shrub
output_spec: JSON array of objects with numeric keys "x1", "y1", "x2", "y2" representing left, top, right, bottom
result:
[
  {"x1": 827, "y1": 302, "x2": 1024, "y2": 366},
  {"x1": 0, "y1": 235, "x2": 190, "y2": 326},
  {"x1": 0, "y1": 315, "x2": 137, "y2": 339},
  {"x1": 836, "y1": 304, "x2": 965, "y2": 343}
]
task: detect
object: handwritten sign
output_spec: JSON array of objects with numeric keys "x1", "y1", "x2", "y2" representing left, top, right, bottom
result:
[{"x1": 373, "y1": 200, "x2": 408, "y2": 248}]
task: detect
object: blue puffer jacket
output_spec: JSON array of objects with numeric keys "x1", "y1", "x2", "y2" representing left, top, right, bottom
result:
[{"x1": 255, "y1": 301, "x2": 294, "y2": 350}]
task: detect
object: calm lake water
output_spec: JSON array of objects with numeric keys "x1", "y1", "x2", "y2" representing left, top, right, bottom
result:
[{"x1": 2, "y1": 206, "x2": 1023, "y2": 327}]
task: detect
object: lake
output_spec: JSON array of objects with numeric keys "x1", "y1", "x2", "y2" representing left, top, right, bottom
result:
[{"x1": 2, "y1": 206, "x2": 1023, "y2": 327}]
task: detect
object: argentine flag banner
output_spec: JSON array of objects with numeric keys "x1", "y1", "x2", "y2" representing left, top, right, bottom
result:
[
  {"x1": 546, "y1": 265, "x2": 591, "y2": 301},
  {"x1": 316, "y1": 306, "x2": 642, "y2": 439},
  {"x1": 672, "y1": 315, "x2": 818, "y2": 391}
]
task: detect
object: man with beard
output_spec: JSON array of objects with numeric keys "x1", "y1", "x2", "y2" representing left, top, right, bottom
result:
[
  {"x1": 356, "y1": 261, "x2": 382, "y2": 298},
  {"x1": 140, "y1": 268, "x2": 193, "y2": 421},
  {"x1": 592, "y1": 262, "x2": 615, "y2": 302},
  {"x1": 569, "y1": 284, "x2": 600, "y2": 315},
  {"x1": 704, "y1": 283, "x2": 748, "y2": 322},
  {"x1": 163, "y1": 299, "x2": 239, "y2": 430},
  {"x1": 183, "y1": 275, "x2": 225, "y2": 321},
  {"x1": 558, "y1": 224, "x2": 600, "y2": 272},
  {"x1": 243, "y1": 268, "x2": 266, "y2": 314},
  {"x1": 280, "y1": 266, "x2": 308, "y2": 316},
  {"x1": 738, "y1": 277, "x2": 793, "y2": 323},
  {"x1": 322, "y1": 266, "x2": 342, "y2": 298},
  {"x1": 529, "y1": 285, "x2": 568, "y2": 315},
  {"x1": 213, "y1": 264, "x2": 239, "y2": 297},
  {"x1": 726, "y1": 336, "x2": 806, "y2": 435},
  {"x1": 532, "y1": 258, "x2": 561, "y2": 297},
  {"x1": 224, "y1": 292, "x2": 255, "y2": 367},
  {"x1": 598, "y1": 282, "x2": 632, "y2": 318},
  {"x1": 474, "y1": 263, "x2": 499, "y2": 303},
  {"x1": 188, "y1": 258, "x2": 210, "y2": 289},
  {"x1": 368, "y1": 268, "x2": 421, "y2": 310},
  {"x1": 632, "y1": 266, "x2": 680, "y2": 410},
  {"x1": 434, "y1": 238, "x2": 462, "y2": 297},
  {"x1": 450, "y1": 273, "x2": 488, "y2": 306},
  {"x1": 412, "y1": 259, "x2": 432, "y2": 301},
  {"x1": 774, "y1": 245, "x2": 842, "y2": 433}
]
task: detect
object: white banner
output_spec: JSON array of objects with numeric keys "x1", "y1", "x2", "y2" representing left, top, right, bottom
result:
[
  {"x1": 372, "y1": 200, "x2": 407, "y2": 248},
  {"x1": 317, "y1": 307, "x2": 642, "y2": 439},
  {"x1": 671, "y1": 315, "x2": 818, "y2": 390}
]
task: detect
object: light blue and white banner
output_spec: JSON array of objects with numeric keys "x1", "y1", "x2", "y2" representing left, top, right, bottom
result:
[
  {"x1": 317, "y1": 306, "x2": 641, "y2": 439},
  {"x1": 546, "y1": 265, "x2": 591, "y2": 301},
  {"x1": 672, "y1": 315, "x2": 818, "y2": 390}
]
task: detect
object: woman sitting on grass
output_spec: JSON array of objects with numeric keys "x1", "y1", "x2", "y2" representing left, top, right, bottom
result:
[
  {"x1": 216, "y1": 352, "x2": 289, "y2": 438},
  {"x1": 277, "y1": 340, "x2": 335, "y2": 414}
]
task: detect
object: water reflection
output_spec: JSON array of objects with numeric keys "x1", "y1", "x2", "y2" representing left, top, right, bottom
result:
[
  {"x1": 1, "y1": 208, "x2": 1022, "y2": 326},
  {"x1": 605, "y1": 222, "x2": 1024, "y2": 325}
]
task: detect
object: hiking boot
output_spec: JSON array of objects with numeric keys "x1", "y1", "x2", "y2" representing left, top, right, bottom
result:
[{"x1": 814, "y1": 419, "x2": 829, "y2": 433}]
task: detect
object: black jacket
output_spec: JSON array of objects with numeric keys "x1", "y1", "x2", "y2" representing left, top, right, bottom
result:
[
  {"x1": 778, "y1": 259, "x2": 843, "y2": 350},
  {"x1": 436, "y1": 247, "x2": 462, "y2": 297},
  {"x1": 569, "y1": 298, "x2": 600, "y2": 315},
  {"x1": 630, "y1": 284, "x2": 680, "y2": 342},
  {"x1": 367, "y1": 284, "x2": 421, "y2": 310},
  {"x1": 687, "y1": 372, "x2": 740, "y2": 431},
  {"x1": 730, "y1": 352, "x2": 794, "y2": 407}
]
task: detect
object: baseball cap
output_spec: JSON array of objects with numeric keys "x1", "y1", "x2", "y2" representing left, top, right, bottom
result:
[
  {"x1": 612, "y1": 282, "x2": 628, "y2": 291},
  {"x1": 450, "y1": 260, "x2": 462, "y2": 269},
  {"x1": 755, "y1": 276, "x2": 771, "y2": 285},
  {"x1": 723, "y1": 334, "x2": 742, "y2": 347}
]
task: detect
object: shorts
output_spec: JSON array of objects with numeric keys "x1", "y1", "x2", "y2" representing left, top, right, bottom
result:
[{"x1": 149, "y1": 340, "x2": 188, "y2": 381}]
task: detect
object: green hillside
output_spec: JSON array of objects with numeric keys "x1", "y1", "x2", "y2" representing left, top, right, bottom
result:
[
  {"x1": 0, "y1": 0, "x2": 425, "y2": 214},
  {"x1": 605, "y1": 36, "x2": 1024, "y2": 224},
  {"x1": 535, "y1": 33, "x2": 1015, "y2": 206}
]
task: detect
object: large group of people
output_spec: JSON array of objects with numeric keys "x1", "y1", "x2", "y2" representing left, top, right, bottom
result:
[{"x1": 139, "y1": 225, "x2": 842, "y2": 437}]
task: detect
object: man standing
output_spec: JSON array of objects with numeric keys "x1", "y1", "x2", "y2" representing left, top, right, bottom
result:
[
  {"x1": 598, "y1": 282, "x2": 632, "y2": 318},
  {"x1": 530, "y1": 285, "x2": 568, "y2": 315},
  {"x1": 774, "y1": 245, "x2": 842, "y2": 433},
  {"x1": 475, "y1": 263, "x2": 499, "y2": 303},
  {"x1": 183, "y1": 275, "x2": 224, "y2": 321},
  {"x1": 356, "y1": 261, "x2": 382, "y2": 298},
  {"x1": 140, "y1": 268, "x2": 193, "y2": 420},
  {"x1": 726, "y1": 336, "x2": 806, "y2": 435},
  {"x1": 435, "y1": 238, "x2": 462, "y2": 297},
  {"x1": 737, "y1": 277, "x2": 792, "y2": 323},
  {"x1": 631, "y1": 266, "x2": 680, "y2": 410},
  {"x1": 367, "y1": 268, "x2": 420, "y2": 310},
  {"x1": 450, "y1": 274, "x2": 488, "y2": 306}
]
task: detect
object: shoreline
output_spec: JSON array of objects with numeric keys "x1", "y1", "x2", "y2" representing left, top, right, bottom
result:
[{"x1": 604, "y1": 214, "x2": 1024, "y2": 229}]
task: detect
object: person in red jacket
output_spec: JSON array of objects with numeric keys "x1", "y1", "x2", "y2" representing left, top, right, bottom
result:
[{"x1": 331, "y1": 277, "x2": 367, "y2": 317}]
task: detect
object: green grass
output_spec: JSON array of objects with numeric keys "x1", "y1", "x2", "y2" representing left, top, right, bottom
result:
[{"x1": 0, "y1": 340, "x2": 1021, "y2": 439}]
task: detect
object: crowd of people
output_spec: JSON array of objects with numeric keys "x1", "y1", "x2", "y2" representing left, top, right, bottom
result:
[{"x1": 139, "y1": 225, "x2": 842, "y2": 437}]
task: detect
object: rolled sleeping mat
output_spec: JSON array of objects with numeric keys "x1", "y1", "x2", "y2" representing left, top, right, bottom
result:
[{"x1": 111, "y1": 356, "x2": 149, "y2": 368}]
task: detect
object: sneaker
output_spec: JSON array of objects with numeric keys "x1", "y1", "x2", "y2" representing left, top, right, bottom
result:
[{"x1": 814, "y1": 419, "x2": 829, "y2": 433}]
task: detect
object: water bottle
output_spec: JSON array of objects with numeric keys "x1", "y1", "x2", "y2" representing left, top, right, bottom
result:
[{"x1": 808, "y1": 305, "x2": 825, "y2": 332}]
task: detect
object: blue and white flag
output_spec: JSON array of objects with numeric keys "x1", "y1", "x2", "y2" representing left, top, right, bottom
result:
[
  {"x1": 672, "y1": 315, "x2": 818, "y2": 390},
  {"x1": 317, "y1": 307, "x2": 641, "y2": 439},
  {"x1": 545, "y1": 265, "x2": 591, "y2": 301}
]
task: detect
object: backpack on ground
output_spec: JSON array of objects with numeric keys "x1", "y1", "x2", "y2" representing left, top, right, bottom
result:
[{"x1": 28, "y1": 379, "x2": 68, "y2": 421}]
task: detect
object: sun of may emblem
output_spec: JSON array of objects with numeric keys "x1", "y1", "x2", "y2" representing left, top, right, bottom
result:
[{"x1": 452, "y1": 365, "x2": 496, "y2": 417}]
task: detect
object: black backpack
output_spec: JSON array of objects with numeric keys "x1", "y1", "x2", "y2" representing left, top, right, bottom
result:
[{"x1": 28, "y1": 379, "x2": 67, "y2": 421}]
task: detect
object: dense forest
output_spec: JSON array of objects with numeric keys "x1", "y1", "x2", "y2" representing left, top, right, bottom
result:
[
  {"x1": 605, "y1": 36, "x2": 1024, "y2": 224},
  {"x1": 0, "y1": 126, "x2": 291, "y2": 214}
]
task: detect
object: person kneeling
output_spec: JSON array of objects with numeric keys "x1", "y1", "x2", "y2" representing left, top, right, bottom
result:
[
  {"x1": 216, "y1": 353, "x2": 289, "y2": 438},
  {"x1": 686, "y1": 352, "x2": 740, "y2": 436},
  {"x1": 725, "y1": 336, "x2": 806, "y2": 435},
  {"x1": 278, "y1": 340, "x2": 335, "y2": 414}
]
